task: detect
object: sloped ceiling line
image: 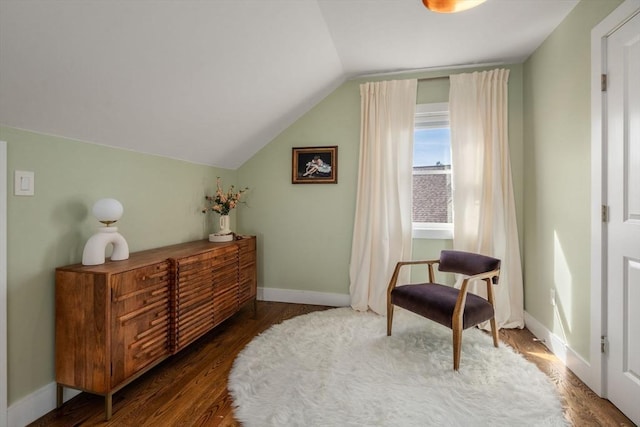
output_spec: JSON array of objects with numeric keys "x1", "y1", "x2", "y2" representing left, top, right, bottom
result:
[{"x1": 0, "y1": 0, "x2": 578, "y2": 168}]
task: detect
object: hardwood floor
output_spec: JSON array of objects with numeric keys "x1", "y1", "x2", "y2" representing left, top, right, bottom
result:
[
  {"x1": 31, "y1": 301, "x2": 634, "y2": 426},
  {"x1": 497, "y1": 328, "x2": 634, "y2": 427}
]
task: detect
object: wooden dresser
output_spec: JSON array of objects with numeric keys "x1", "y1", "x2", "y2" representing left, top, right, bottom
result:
[{"x1": 55, "y1": 237, "x2": 257, "y2": 420}]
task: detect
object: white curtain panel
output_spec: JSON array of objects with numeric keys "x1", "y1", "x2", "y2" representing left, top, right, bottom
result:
[
  {"x1": 449, "y1": 69, "x2": 524, "y2": 329},
  {"x1": 349, "y1": 79, "x2": 417, "y2": 314}
]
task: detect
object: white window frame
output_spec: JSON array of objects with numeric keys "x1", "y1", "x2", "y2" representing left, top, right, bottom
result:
[{"x1": 412, "y1": 102, "x2": 453, "y2": 240}]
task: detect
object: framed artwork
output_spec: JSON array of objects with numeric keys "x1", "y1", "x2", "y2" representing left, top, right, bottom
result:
[{"x1": 292, "y1": 146, "x2": 338, "y2": 184}]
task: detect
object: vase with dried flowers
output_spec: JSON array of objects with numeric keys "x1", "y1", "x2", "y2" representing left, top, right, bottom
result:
[{"x1": 203, "y1": 177, "x2": 249, "y2": 241}]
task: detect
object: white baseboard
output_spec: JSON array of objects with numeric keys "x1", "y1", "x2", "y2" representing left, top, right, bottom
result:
[
  {"x1": 8, "y1": 383, "x2": 80, "y2": 427},
  {"x1": 9, "y1": 288, "x2": 346, "y2": 426},
  {"x1": 258, "y1": 287, "x2": 350, "y2": 307},
  {"x1": 524, "y1": 311, "x2": 597, "y2": 393}
]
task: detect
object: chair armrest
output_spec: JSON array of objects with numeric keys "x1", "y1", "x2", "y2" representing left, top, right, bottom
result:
[
  {"x1": 391, "y1": 259, "x2": 440, "y2": 267},
  {"x1": 464, "y1": 268, "x2": 500, "y2": 284},
  {"x1": 452, "y1": 268, "x2": 501, "y2": 328},
  {"x1": 454, "y1": 268, "x2": 500, "y2": 310},
  {"x1": 386, "y1": 259, "x2": 440, "y2": 295}
]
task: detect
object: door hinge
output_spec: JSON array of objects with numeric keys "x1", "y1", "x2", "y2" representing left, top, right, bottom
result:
[
  {"x1": 601, "y1": 205, "x2": 609, "y2": 223},
  {"x1": 601, "y1": 335, "x2": 608, "y2": 354},
  {"x1": 601, "y1": 74, "x2": 607, "y2": 92}
]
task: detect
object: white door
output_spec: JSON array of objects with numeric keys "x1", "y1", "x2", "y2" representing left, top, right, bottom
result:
[{"x1": 606, "y1": 10, "x2": 640, "y2": 425}]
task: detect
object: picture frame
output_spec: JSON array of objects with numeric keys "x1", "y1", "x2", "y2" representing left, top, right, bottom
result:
[{"x1": 292, "y1": 146, "x2": 338, "y2": 184}]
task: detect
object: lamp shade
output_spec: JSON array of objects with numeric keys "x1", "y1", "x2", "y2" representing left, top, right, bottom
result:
[{"x1": 92, "y1": 198, "x2": 124, "y2": 224}]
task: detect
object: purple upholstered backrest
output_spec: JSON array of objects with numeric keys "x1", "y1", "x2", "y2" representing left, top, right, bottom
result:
[{"x1": 438, "y1": 250, "x2": 501, "y2": 284}]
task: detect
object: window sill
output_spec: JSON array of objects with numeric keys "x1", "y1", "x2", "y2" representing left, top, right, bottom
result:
[{"x1": 412, "y1": 223, "x2": 453, "y2": 240}]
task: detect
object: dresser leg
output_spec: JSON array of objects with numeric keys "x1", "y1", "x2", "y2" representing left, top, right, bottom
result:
[
  {"x1": 105, "y1": 393, "x2": 113, "y2": 420},
  {"x1": 56, "y1": 384, "x2": 63, "y2": 408},
  {"x1": 253, "y1": 297, "x2": 257, "y2": 319}
]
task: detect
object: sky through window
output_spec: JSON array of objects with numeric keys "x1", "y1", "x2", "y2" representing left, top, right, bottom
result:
[{"x1": 413, "y1": 128, "x2": 451, "y2": 167}]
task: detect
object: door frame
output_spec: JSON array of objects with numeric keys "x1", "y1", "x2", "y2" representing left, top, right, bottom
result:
[
  {"x1": 1, "y1": 140, "x2": 7, "y2": 426},
  {"x1": 590, "y1": 0, "x2": 640, "y2": 397}
]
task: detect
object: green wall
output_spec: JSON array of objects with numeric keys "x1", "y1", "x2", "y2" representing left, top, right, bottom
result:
[
  {"x1": 1, "y1": 126, "x2": 236, "y2": 404},
  {"x1": 522, "y1": 0, "x2": 622, "y2": 359},
  {"x1": 237, "y1": 79, "x2": 360, "y2": 294},
  {"x1": 238, "y1": 63, "x2": 525, "y2": 295}
]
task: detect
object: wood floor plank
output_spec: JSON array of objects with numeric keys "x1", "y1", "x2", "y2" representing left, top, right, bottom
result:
[{"x1": 31, "y1": 302, "x2": 634, "y2": 426}]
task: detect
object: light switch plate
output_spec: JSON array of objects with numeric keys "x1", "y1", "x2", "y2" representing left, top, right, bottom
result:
[{"x1": 14, "y1": 170, "x2": 34, "y2": 196}]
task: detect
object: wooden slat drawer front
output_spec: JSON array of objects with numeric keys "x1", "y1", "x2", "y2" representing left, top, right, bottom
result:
[
  {"x1": 212, "y1": 266, "x2": 238, "y2": 290},
  {"x1": 210, "y1": 246, "x2": 238, "y2": 269},
  {"x1": 239, "y1": 277, "x2": 256, "y2": 304},
  {"x1": 112, "y1": 295, "x2": 170, "y2": 386},
  {"x1": 174, "y1": 253, "x2": 216, "y2": 352},
  {"x1": 214, "y1": 260, "x2": 238, "y2": 274},
  {"x1": 177, "y1": 298, "x2": 214, "y2": 325},
  {"x1": 112, "y1": 262, "x2": 170, "y2": 301},
  {"x1": 175, "y1": 250, "x2": 218, "y2": 269},
  {"x1": 239, "y1": 264, "x2": 255, "y2": 284},
  {"x1": 213, "y1": 287, "x2": 239, "y2": 326},
  {"x1": 175, "y1": 310, "x2": 215, "y2": 351},
  {"x1": 236, "y1": 237, "x2": 256, "y2": 253},
  {"x1": 239, "y1": 255, "x2": 255, "y2": 270},
  {"x1": 115, "y1": 285, "x2": 170, "y2": 324},
  {"x1": 239, "y1": 243, "x2": 255, "y2": 261},
  {"x1": 114, "y1": 317, "x2": 170, "y2": 385},
  {"x1": 176, "y1": 257, "x2": 214, "y2": 311},
  {"x1": 176, "y1": 323, "x2": 213, "y2": 351},
  {"x1": 239, "y1": 253, "x2": 257, "y2": 304},
  {"x1": 176, "y1": 245, "x2": 235, "y2": 268},
  {"x1": 178, "y1": 260, "x2": 212, "y2": 276},
  {"x1": 177, "y1": 286, "x2": 214, "y2": 314},
  {"x1": 238, "y1": 237, "x2": 256, "y2": 305},
  {"x1": 176, "y1": 304, "x2": 215, "y2": 349},
  {"x1": 177, "y1": 269, "x2": 212, "y2": 290},
  {"x1": 177, "y1": 270, "x2": 214, "y2": 296}
]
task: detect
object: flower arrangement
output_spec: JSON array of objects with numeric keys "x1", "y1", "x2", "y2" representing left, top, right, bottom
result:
[{"x1": 202, "y1": 177, "x2": 249, "y2": 216}]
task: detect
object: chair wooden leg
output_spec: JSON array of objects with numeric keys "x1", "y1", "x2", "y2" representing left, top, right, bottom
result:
[
  {"x1": 453, "y1": 325, "x2": 462, "y2": 371},
  {"x1": 485, "y1": 278, "x2": 499, "y2": 347},
  {"x1": 490, "y1": 317, "x2": 499, "y2": 347},
  {"x1": 387, "y1": 303, "x2": 394, "y2": 336}
]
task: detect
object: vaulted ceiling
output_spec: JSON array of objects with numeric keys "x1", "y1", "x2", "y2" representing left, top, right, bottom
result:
[{"x1": 0, "y1": 0, "x2": 578, "y2": 169}]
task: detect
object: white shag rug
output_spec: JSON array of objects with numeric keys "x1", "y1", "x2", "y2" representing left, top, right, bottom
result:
[{"x1": 229, "y1": 307, "x2": 568, "y2": 427}]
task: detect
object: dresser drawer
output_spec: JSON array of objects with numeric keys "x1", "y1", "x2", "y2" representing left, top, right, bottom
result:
[
  {"x1": 239, "y1": 263, "x2": 255, "y2": 283},
  {"x1": 111, "y1": 262, "x2": 170, "y2": 301},
  {"x1": 176, "y1": 245, "x2": 236, "y2": 271},
  {"x1": 236, "y1": 237, "x2": 256, "y2": 253},
  {"x1": 210, "y1": 245, "x2": 238, "y2": 270},
  {"x1": 213, "y1": 285, "x2": 239, "y2": 326},
  {"x1": 112, "y1": 298, "x2": 171, "y2": 386},
  {"x1": 239, "y1": 276, "x2": 256, "y2": 304}
]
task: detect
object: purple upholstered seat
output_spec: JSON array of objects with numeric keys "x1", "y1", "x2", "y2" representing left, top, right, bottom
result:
[
  {"x1": 391, "y1": 283, "x2": 494, "y2": 329},
  {"x1": 386, "y1": 250, "x2": 501, "y2": 370}
]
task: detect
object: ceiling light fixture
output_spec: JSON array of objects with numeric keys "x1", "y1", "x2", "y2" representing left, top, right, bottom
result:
[{"x1": 422, "y1": 0, "x2": 487, "y2": 13}]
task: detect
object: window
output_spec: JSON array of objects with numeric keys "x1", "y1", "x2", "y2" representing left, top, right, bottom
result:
[{"x1": 413, "y1": 103, "x2": 453, "y2": 239}]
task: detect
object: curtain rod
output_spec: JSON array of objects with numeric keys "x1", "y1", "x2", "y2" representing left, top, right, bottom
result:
[
  {"x1": 351, "y1": 61, "x2": 505, "y2": 80},
  {"x1": 418, "y1": 76, "x2": 450, "y2": 82}
]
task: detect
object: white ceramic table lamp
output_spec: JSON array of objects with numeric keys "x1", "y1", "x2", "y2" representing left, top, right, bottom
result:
[{"x1": 82, "y1": 198, "x2": 130, "y2": 266}]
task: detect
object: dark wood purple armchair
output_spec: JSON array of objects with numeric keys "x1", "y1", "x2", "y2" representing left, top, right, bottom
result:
[{"x1": 386, "y1": 250, "x2": 501, "y2": 370}]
